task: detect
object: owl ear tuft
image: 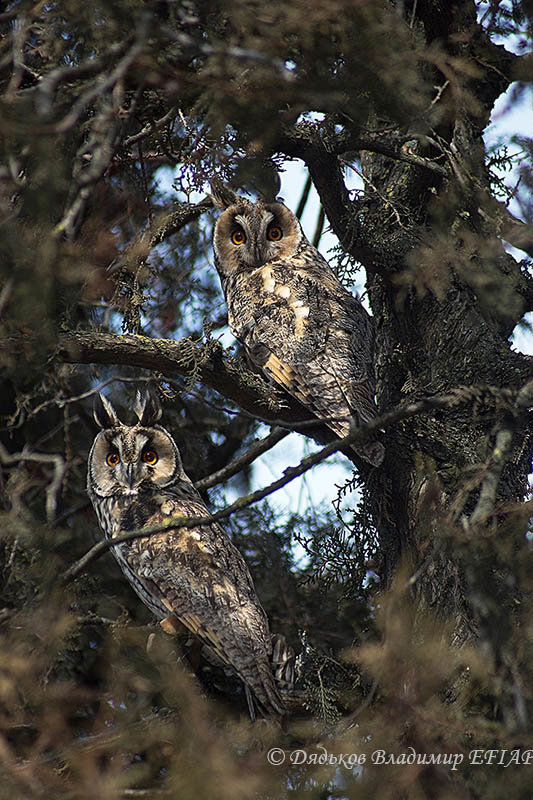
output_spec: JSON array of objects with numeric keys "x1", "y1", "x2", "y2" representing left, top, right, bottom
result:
[
  {"x1": 93, "y1": 393, "x2": 121, "y2": 429},
  {"x1": 210, "y1": 177, "x2": 239, "y2": 210},
  {"x1": 134, "y1": 390, "x2": 162, "y2": 426}
]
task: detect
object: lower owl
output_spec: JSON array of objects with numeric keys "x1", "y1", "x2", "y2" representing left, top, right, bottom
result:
[
  {"x1": 87, "y1": 391, "x2": 292, "y2": 720},
  {"x1": 211, "y1": 181, "x2": 384, "y2": 467}
]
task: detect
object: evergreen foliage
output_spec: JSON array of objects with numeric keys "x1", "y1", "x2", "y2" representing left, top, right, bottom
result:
[{"x1": 0, "y1": 1, "x2": 532, "y2": 797}]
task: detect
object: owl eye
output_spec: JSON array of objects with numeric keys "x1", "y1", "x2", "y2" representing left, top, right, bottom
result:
[
  {"x1": 267, "y1": 225, "x2": 283, "y2": 242},
  {"x1": 231, "y1": 228, "x2": 246, "y2": 245},
  {"x1": 106, "y1": 451, "x2": 120, "y2": 467},
  {"x1": 142, "y1": 449, "x2": 158, "y2": 466}
]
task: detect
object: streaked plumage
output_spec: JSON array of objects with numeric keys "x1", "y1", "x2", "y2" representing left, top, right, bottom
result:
[
  {"x1": 211, "y1": 185, "x2": 384, "y2": 467},
  {"x1": 87, "y1": 391, "x2": 291, "y2": 719}
]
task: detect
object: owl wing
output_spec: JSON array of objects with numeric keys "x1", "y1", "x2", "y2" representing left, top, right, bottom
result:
[
  {"x1": 118, "y1": 489, "x2": 286, "y2": 717},
  {"x1": 231, "y1": 259, "x2": 384, "y2": 465}
]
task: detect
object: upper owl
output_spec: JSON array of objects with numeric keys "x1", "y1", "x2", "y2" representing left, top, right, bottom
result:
[
  {"x1": 87, "y1": 391, "x2": 291, "y2": 720},
  {"x1": 211, "y1": 183, "x2": 384, "y2": 467}
]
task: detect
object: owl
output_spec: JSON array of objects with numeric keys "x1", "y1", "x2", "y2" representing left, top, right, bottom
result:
[
  {"x1": 87, "y1": 391, "x2": 291, "y2": 720},
  {"x1": 211, "y1": 184, "x2": 384, "y2": 467}
]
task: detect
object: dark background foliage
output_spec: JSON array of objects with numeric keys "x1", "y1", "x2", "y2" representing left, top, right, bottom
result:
[{"x1": 0, "y1": 0, "x2": 532, "y2": 797}]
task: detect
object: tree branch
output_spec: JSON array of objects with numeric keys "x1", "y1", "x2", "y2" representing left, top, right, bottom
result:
[
  {"x1": 61, "y1": 381, "x2": 532, "y2": 583},
  {"x1": 122, "y1": 107, "x2": 178, "y2": 149},
  {"x1": 195, "y1": 426, "x2": 290, "y2": 491},
  {"x1": 477, "y1": 201, "x2": 533, "y2": 261},
  {"x1": 467, "y1": 379, "x2": 533, "y2": 527},
  {"x1": 278, "y1": 127, "x2": 379, "y2": 267},
  {"x1": 62, "y1": 429, "x2": 358, "y2": 583},
  {"x1": 51, "y1": 35, "x2": 147, "y2": 136},
  {"x1": 277, "y1": 123, "x2": 422, "y2": 270},
  {"x1": 108, "y1": 198, "x2": 214, "y2": 274},
  {"x1": 469, "y1": 428, "x2": 514, "y2": 527},
  {"x1": 57, "y1": 330, "x2": 313, "y2": 426},
  {"x1": 57, "y1": 329, "x2": 532, "y2": 446},
  {"x1": 334, "y1": 129, "x2": 447, "y2": 176},
  {"x1": 0, "y1": 442, "x2": 65, "y2": 523},
  {"x1": 35, "y1": 42, "x2": 130, "y2": 120},
  {"x1": 280, "y1": 121, "x2": 448, "y2": 177}
]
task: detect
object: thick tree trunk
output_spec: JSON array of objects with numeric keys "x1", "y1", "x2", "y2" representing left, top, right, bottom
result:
[{"x1": 274, "y1": 5, "x2": 533, "y2": 720}]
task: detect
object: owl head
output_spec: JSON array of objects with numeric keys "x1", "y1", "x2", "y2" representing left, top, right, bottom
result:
[
  {"x1": 211, "y1": 181, "x2": 304, "y2": 276},
  {"x1": 87, "y1": 392, "x2": 187, "y2": 498}
]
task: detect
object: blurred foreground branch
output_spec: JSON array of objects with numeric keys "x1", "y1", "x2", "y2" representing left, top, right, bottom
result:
[{"x1": 0, "y1": 442, "x2": 65, "y2": 523}]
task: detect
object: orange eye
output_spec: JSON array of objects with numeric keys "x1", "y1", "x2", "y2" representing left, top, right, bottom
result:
[
  {"x1": 106, "y1": 451, "x2": 120, "y2": 467},
  {"x1": 231, "y1": 229, "x2": 246, "y2": 245},
  {"x1": 267, "y1": 225, "x2": 282, "y2": 241},
  {"x1": 142, "y1": 449, "x2": 158, "y2": 466}
]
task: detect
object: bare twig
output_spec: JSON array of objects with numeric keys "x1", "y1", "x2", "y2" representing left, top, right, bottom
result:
[
  {"x1": 469, "y1": 428, "x2": 514, "y2": 527},
  {"x1": 36, "y1": 42, "x2": 129, "y2": 120},
  {"x1": 62, "y1": 380, "x2": 531, "y2": 583},
  {"x1": 295, "y1": 173, "x2": 312, "y2": 220},
  {"x1": 123, "y1": 107, "x2": 177, "y2": 149},
  {"x1": 5, "y1": 11, "x2": 27, "y2": 98},
  {"x1": 52, "y1": 500, "x2": 91, "y2": 527},
  {"x1": 407, "y1": 539, "x2": 445, "y2": 586},
  {"x1": 336, "y1": 679, "x2": 378, "y2": 733},
  {"x1": 467, "y1": 378, "x2": 533, "y2": 527},
  {"x1": 426, "y1": 79, "x2": 450, "y2": 112},
  {"x1": 26, "y1": 376, "x2": 156, "y2": 421},
  {"x1": 312, "y1": 204, "x2": 325, "y2": 249},
  {"x1": 341, "y1": 157, "x2": 407, "y2": 230},
  {"x1": 195, "y1": 426, "x2": 290, "y2": 491},
  {"x1": 0, "y1": 278, "x2": 14, "y2": 318},
  {"x1": 62, "y1": 429, "x2": 359, "y2": 583},
  {"x1": 408, "y1": 0, "x2": 418, "y2": 28},
  {"x1": 51, "y1": 37, "x2": 145, "y2": 135},
  {"x1": 0, "y1": 442, "x2": 65, "y2": 523},
  {"x1": 107, "y1": 197, "x2": 213, "y2": 275}
]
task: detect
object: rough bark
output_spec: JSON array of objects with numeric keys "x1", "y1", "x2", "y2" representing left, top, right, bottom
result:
[{"x1": 266, "y1": 3, "x2": 533, "y2": 672}]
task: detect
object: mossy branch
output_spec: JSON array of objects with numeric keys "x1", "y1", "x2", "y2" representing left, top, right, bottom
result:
[{"x1": 57, "y1": 330, "x2": 310, "y2": 425}]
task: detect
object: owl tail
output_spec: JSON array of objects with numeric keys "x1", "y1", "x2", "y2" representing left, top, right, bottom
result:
[
  {"x1": 240, "y1": 636, "x2": 295, "y2": 726},
  {"x1": 271, "y1": 633, "x2": 295, "y2": 690},
  {"x1": 245, "y1": 660, "x2": 289, "y2": 725}
]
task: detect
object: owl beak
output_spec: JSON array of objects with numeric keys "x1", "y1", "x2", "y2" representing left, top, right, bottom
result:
[
  {"x1": 125, "y1": 463, "x2": 137, "y2": 489},
  {"x1": 252, "y1": 245, "x2": 264, "y2": 266}
]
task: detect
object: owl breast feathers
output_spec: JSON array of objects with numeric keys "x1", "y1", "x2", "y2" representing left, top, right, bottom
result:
[
  {"x1": 211, "y1": 184, "x2": 384, "y2": 467},
  {"x1": 87, "y1": 391, "x2": 292, "y2": 720}
]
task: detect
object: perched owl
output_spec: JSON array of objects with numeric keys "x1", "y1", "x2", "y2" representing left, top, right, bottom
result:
[
  {"x1": 87, "y1": 391, "x2": 291, "y2": 720},
  {"x1": 211, "y1": 185, "x2": 384, "y2": 467}
]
